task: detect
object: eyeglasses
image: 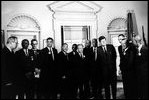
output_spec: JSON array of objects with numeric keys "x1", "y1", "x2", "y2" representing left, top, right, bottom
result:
[{"x1": 32, "y1": 43, "x2": 38, "y2": 45}]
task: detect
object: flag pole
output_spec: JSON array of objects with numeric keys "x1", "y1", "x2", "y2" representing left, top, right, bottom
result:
[{"x1": 142, "y1": 26, "x2": 147, "y2": 47}]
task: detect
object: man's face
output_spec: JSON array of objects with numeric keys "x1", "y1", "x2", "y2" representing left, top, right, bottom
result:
[
  {"x1": 12, "y1": 39, "x2": 18, "y2": 50},
  {"x1": 47, "y1": 39, "x2": 53, "y2": 48},
  {"x1": 118, "y1": 36, "x2": 125, "y2": 44},
  {"x1": 62, "y1": 44, "x2": 68, "y2": 53},
  {"x1": 134, "y1": 35, "x2": 142, "y2": 47},
  {"x1": 92, "y1": 39, "x2": 97, "y2": 47},
  {"x1": 121, "y1": 38, "x2": 127, "y2": 46},
  {"x1": 32, "y1": 41, "x2": 38, "y2": 49},
  {"x1": 100, "y1": 39, "x2": 106, "y2": 46},
  {"x1": 85, "y1": 40, "x2": 91, "y2": 48},
  {"x1": 72, "y1": 44, "x2": 77, "y2": 52},
  {"x1": 22, "y1": 40, "x2": 29, "y2": 49},
  {"x1": 78, "y1": 45, "x2": 83, "y2": 53}
]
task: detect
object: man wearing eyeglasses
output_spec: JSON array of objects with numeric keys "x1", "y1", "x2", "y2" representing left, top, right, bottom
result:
[
  {"x1": 118, "y1": 34, "x2": 138, "y2": 99},
  {"x1": 30, "y1": 39, "x2": 41, "y2": 99}
]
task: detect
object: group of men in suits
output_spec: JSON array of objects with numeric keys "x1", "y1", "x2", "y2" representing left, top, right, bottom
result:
[
  {"x1": 118, "y1": 34, "x2": 148, "y2": 99},
  {"x1": 1, "y1": 36, "x2": 117, "y2": 99},
  {"x1": 1, "y1": 34, "x2": 148, "y2": 99}
]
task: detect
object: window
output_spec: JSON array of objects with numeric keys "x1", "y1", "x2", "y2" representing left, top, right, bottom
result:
[{"x1": 62, "y1": 26, "x2": 90, "y2": 52}]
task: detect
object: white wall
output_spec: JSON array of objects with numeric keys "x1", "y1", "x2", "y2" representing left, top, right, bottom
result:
[
  {"x1": 95, "y1": 1, "x2": 148, "y2": 43},
  {"x1": 1, "y1": 1, "x2": 148, "y2": 50},
  {"x1": 1, "y1": 1, "x2": 55, "y2": 49}
]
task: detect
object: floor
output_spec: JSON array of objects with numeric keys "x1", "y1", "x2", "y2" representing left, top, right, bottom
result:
[
  {"x1": 33, "y1": 82, "x2": 125, "y2": 99},
  {"x1": 2, "y1": 81, "x2": 125, "y2": 99}
]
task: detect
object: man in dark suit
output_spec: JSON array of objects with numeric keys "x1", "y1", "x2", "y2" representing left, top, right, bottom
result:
[
  {"x1": 1, "y1": 36, "x2": 18, "y2": 99},
  {"x1": 83, "y1": 40, "x2": 92, "y2": 99},
  {"x1": 39, "y1": 37, "x2": 58, "y2": 99},
  {"x1": 98, "y1": 36, "x2": 117, "y2": 99},
  {"x1": 134, "y1": 35, "x2": 148, "y2": 99},
  {"x1": 68, "y1": 44, "x2": 78, "y2": 99},
  {"x1": 58, "y1": 43, "x2": 71, "y2": 99},
  {"x1": 76, "y1": 44, "x2": 87, "y2": 99},
  {"x1": 15, "y1": 39, "x2": 35, "y2": 99},
  {"x1": 118, "y1": 34, "x2": 137, "y2": 99},
  {"x1": 90, "y1": 38, "x2": 103, "y2": 99},
  {"x1": 30, "y1": 39, "x2": 41, "y2": 99}
]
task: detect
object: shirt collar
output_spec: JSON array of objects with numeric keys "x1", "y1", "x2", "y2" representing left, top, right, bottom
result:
[
  {"x1": 102, "y1": 45, "x2": 107, "y2": 50},
  {"x1": 138, "y1": 44, "x2": 143, "y2": 52},
  {"x1": 93, "y1": 46, "x2": 97, "y2": 49},
  {"x1": 23, "y1": 48, "x2": 28, "y2": 50},
  {"x1": 47, "y1": 47, "x2": 53, "y2": 51}
]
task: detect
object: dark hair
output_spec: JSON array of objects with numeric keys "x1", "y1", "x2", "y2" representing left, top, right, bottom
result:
[
  {"x1": 46, "y1": 37, "x2": 53, "y2": 42},
  {"x1": 72, "y1": 44, "x2": 77, "y2": 47},
  {"x1": 98, "y1": 36, "x2": 106, "y2": 42},
  {"x1": 92, "y1": 38, "x2": 97, "y2": 42},
  {"x1": 31, "y1": 39, "x2": 37, "y2": 45},
  {"x1": 7, "y1": 36, "x2": 18, "y2": 44},
  {"x1": 118, "y1": 34, "x2": 125, "y2": 37},
  {"x1": 92, "y1": 38, "x2": 98, "y2": 46}
]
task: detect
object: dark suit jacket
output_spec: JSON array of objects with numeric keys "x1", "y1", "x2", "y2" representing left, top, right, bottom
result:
[
  {"x1": 75, "y1": 52, "x2": 87, "y2": 81},
  {"x1": 98, "y1": 44, "x2": 117, "y2": 72},
  {"x1": 83, "y1": 47, "x2": 92, "y2": 63},
  {"x1": 135, "y1": 45, "x2": 148, "y2": 79},
  {"x1": 39, "y1": 47, "x2": 58, "y2": 80},
  {"x1": 83, "y1": 47, "x2": 92, "y2": 78},
  {"x1": 15, "y1": 49, "x2": 35, "y2": 82},
  {"x1": 30, "y1": 49, "x2": 41, "y2": 69},
  {"x1": 68, "y1": 51, "x2": 78, "y2": 80},
  {"x1": 98, "y1": 44, "x2": 117, "y2": 84},
  {"x1": 1, "y1": 46, "x2": 17, "y2": 83},
  {"x1": 118, "y1": 44, "x2": 137, "y2": 71},
  {"x1": 68, "y1": 51, "x2": 88, "y2": 81},
  {"x1": 58, "y1": 51, "x2": 70, "y2": 79},
  {"x1": 90, "y1": 47, "x2": 102, "y2": 80},
  {"x1": 38, "y1": 47, "x2": 58, "y2": 91}
]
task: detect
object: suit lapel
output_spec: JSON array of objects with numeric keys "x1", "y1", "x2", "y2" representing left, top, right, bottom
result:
[{"x1": 21, "y1": 49, "x2": 26, "y2": 56}]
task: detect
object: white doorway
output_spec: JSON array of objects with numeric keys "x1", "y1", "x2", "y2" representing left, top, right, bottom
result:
[{"x1": 61, "y1": 26, "x2": 90, "y2": 52}]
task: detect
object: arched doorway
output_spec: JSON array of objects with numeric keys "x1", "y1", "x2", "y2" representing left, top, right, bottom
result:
[{"x1": 6, "y1": 14, "x2": 40, "y2": 51}]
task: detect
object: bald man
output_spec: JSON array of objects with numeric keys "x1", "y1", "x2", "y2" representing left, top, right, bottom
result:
[{"x1": 134, "y1": 35, "x2": 148, "y2": 99}]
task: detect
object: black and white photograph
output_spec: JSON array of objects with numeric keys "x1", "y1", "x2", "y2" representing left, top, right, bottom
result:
[{"x1": 1, "y1": 1, "x2": 148, "y2": 99}]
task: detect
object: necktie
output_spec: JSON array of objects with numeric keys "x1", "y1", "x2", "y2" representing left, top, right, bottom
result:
[
  {"x1": 94, "y1": 48, "x2": 97, "y2": 61},
  {"x1": 50, "y1": 48, "x2": 54, "y2": 61},
  {"x1": 80, "y1": 53, "x2": 82, "y2": 59},
  {"x1": 81, "y1": 53, "x2": 84, "y2": 59},
  {"x1": 25, "y1": 49, "x2": 28, "y2": 56},
  {"x1": 103, "y1": 46, "x2": 108, "y2": 58},
  {"x1": 138, "y1": 47, "x2": 141, "y2": 56},
  {"x1": 103, "y1": 46, "x2": 107, "y2": 53}
]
